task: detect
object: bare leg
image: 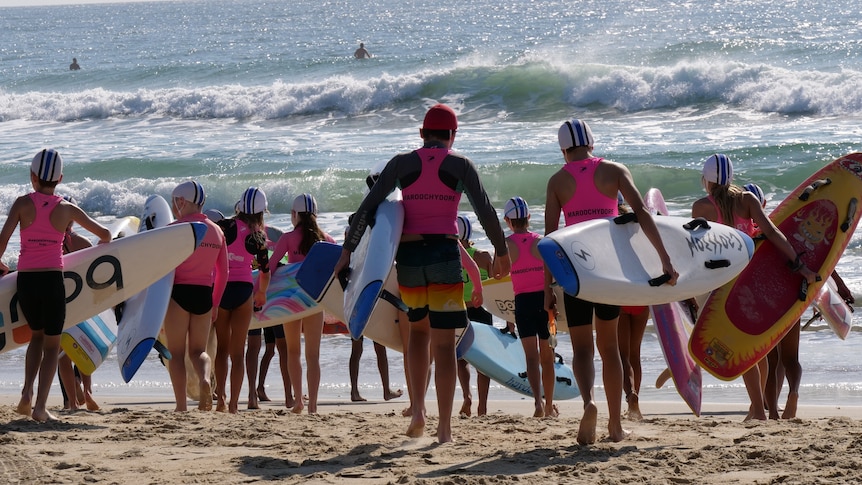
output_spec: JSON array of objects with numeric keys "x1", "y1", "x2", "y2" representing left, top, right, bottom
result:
[
  {"x1": 595, "y1": 316, "x2": 630, "y2": 442},
  {"x1": 257, "y1": 339, "x2": 275, "y2": 401},
  {"x1": 302, "y1": 312, "x2": 324, "y2": 414},
  {"x1": 406, "y1": 318, "x2": 430, "y2": 437},
  {"x1": 283, "y1": 321, "x2": 304, "y2": 414},
  {"x1": 374, "y1": 342, "x2": 401, "y2": 400},
  {"x1": 17, "y1": 330, "x2": 45, "y2": 417},
  {"x1": 457, "y1": 359, "x2": 472, "y2": 416},
  {"x1": 31, "y1": 333, "x2": 61, "y2": 422},
  {"x1": 225, "y1": 300, "x2": 253, "y2": 413},
  {"x1": 165, "y1": 301, "x2": 192, "y2": 412},
  {"x1": 780, "y1": 321, "x2": 802, "y2": 419},
  {"x1": 58, "y1": 355, "x2": 79, "y2": 411},
  {"x1": 81, "y1": 373, "x2": 99, "y2": 411},
  {"x1": 742, "y1": 365, "x2": 766, "y2": 421},
  {"x1": 569, "y1": 324, "x2": 597, "y2": 444},
  {"x1": 477, "y1": 372, "x2": 490, "y2": 416},
  {"x1": 765, "y1": 347, "x2": 781, "y2": 419},
  {"x1": 273, "y1": 337, "x2": 293, "y2": 408},
  {"x1": 431, "y1": 326, "x2": 458, "y2": 443},
  {"x1": 539, "y1": 338, "x2": 558, "y2": 417},
  {"x1": 349, "y1": 337, "x2": 366, "y2": 401},
  {"x1": 213, "y1": 307, "x2": 232, "y2": 412},
  {"x1": 188, "y1": 311, "x2": 214, "y2": 412},
  {"x1": 246, "y1": 332, "x2": 262, "y2": 409}
]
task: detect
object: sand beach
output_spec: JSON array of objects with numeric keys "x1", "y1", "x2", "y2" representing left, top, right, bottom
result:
[{"x1": 3, "y1": 394, "x2": 861, "y2": 484}]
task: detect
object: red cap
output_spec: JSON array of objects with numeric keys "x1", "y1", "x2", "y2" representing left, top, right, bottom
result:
[{"x1": 422, "y1": 104, "x2": 458, "y2": 131}]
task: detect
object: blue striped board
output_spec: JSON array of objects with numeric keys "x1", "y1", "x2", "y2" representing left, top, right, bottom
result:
[
  {"x1": 456, "y1": 321, "x2": 579, "y2": 401},
  {"x1": 60, "y1": 309, "x2": 118, "y2": 375}
]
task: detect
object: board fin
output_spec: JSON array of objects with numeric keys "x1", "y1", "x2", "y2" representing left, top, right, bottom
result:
[
  {"x1": 799, "y1": 177, "x2": 831, "y2": 201},
  {"x1": 379, "y1": 289, "x2": 408, "y2": 312},
  {"x1": 841, "y1": 198, "x2": 858, "y2": 232}
]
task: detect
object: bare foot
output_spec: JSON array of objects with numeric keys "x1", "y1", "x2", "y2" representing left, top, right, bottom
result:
[
  {"x1": 406, "y1": 415, "x2": 425, "y2": 438},
  {"x1": 532, "y1": 402, "x2": 544, "y2": 418},
  {"x1": 31, "y1": 409, "x2": 58, "y2": 423},
  {"x1": 384, "y1": 388, "x2": 403, "y2": 401},
  {"x1": 198, "y1": 382, "x2": 213, "y2": 411},
  {"x1": 16, "y1": 396, "x2": 32, "y2": 417},
  {"x1": 627, "y1": 394, "x2": 643, "y2": 422},
  {"x1": 85, "y1": 393, "x2": 100, "y2": 411},
  {"x1": 477, "y1": 403, "x2": 487, "y2": 417},
  {"x1": 257, "y1": 387, "x2": 271, "y2": 402},
  {"x1": 577, "y1": 402, "x2": 598, "y2": 445},
  {"x1": 401, "y1": 406, "x2": 412, "y2": 417},
  {"x1": 436, "y1": 424, "x2": 453, "y2": 444},
  {"x1": 285, "y1": 397, "x2": 296, "y2": 409},
  {"x1": 228, "y1": 403, "x2": 238, "y2": 414},
  {"x1": 291, "y1": 401, "x2": 304, "y2": 414},
  {"x1": 744, "y1": 405, "x2": 767, "y2": 422},
  {"x1": 459, "y1": 397, "x2": 472, "y2": 417},
  {"x1": 351, "y1": 392, "x2": 367, "y2": 402},
  {"x1": 608, "y1": 423, "x2": 632, "y2": 443},
  {"x1": 782, "y1": 392, "x2": 799, "y2": 419},
  {"x1": 248, "y1": 396, "x2": 259, "y2": 410},
  {"x1": 544, "y1": 404, "x2": 559, "y2": 418}
]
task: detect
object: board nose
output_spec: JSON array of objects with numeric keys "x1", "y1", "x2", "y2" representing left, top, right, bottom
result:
[{"x1": 190, "y1": 221, "x2": 208, "y2": 246}]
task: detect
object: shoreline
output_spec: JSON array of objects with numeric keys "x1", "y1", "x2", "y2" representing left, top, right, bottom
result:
[{"x1": 3, "y1": 395, "x2": 862, "y2": 484}]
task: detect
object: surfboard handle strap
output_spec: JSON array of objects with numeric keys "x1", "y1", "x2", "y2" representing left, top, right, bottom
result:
[
  {"x1": 380, "y1": 289, "x2": 409, "y2": 312},
  {"x1": 648, "y1": 273, "x2": 672, "y2": 287},
  {"x1": 682, "y1": 217, "x2": 710, "y2": 231},
  {"x1": 613, "y1": 212, "x2": 638, "y2": 224},
  {"x1": 798, "y1": 275, "x2": 823, "y2": 302},
  {"x1": 704, "y1": 259, "x2": 731, "y2": 269},
  {"x1": 841, "y1": 198, "x2": 858, "y2": 233},
  {"x1": 798, "y1": 178, "x2": 831, "y2": 201}
]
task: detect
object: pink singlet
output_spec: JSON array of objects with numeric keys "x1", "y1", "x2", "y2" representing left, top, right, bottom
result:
[
  {"x1": 508, "y1": 231, "x2": 545, "y2": 295},
  {"x1": 561, "y1": 157, "x2": 618, "y2": 226},
  {"x1": 17, "y1": 192, "x2": 64, "y2": 270},
  {"x1": 400, "y1": 147, "x2": 460, "y2": 235}
]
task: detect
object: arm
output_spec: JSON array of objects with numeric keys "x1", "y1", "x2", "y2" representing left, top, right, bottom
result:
[
  {"x1": 459, "y1": 241, "x2": 483, "y2": 308},
  {"x1": 457, "y1": 156, "x2": 510, "y2": 278},
  {"x1": 543, "y1": 174, "x2": 563, "y2": 310},
  {"x1": 0, "y1": 198, "x2": 24, "y2": 275},
  {"x1": 253, "y1": 237, "x2": 271, "y2": 308},
  {"x1": 71, "y1": 206, "x2": 111, "y2": 244},
  {"x1": 211, "y1": 241, "x2": 229, "y2": 322},
  {"x1": 269, "y1": 233, "x2": 290, "y2": 267},
  {"x1": 831, "y1": 269, "x2": 854, "y2": 304},
  {"x1": 617, "y1": 166, "x2": 678, "y2": 285},
  {"x1": 744, "y1": 193, "x2": 818, "y2": 284}
]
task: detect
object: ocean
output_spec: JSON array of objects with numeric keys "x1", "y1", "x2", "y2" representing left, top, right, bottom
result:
[{"x1": 1, "y1": 0, "x2": 861, "y2": 408}]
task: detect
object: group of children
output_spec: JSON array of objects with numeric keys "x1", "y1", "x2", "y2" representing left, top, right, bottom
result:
[{"x1": 4, "y1": 108, "x2": 853, "y2": 449}]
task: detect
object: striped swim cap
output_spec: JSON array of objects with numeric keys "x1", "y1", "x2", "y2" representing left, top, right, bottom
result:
[
  {"x1": 504, "y1": 196, "x2": 530, "y2": 219},
  {"x1": 171, "y1": 180, "x2": 206, "y2": 206},
  {"x1": 456, "y1": 215, "x2": 472, "y2": 241},
  {"x1": 292, "y1": 193, "x2": 318, "y2": 215},
  {"x1": 743, "y1": 183, "x2": 767, "y2": 208},
  {"x1": 702, "y1": 154, "x2": 733, "y2": 186},
  {"x1": 240, "y1": 187, "x2": 267, "y2": 214},
  {"x1": 31, "y1": 148, "x2": 63, "y2": 182},
  {"x1": 558, "y1": 119, "x2": 594, "y2": 150}
]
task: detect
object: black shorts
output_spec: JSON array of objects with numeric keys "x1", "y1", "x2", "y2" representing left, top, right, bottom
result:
[
  {"x1": 466, "y1": 306, "x2": 493, "y2": 325},
  {"x1": 248, "y1": 324, "x2": 284, "y2": 341},
  {"x1": 219, "y1": 281, "x2": 253, "y2": 310},
  {"x1": 18, "y1": 271, "x2": 65, "y2": 336},
  {"x1": 563, "y1": 292, "x2": 620, "y2": 327},
  {"x1": 514, "y1": 291, "x2": 550, "y2": 339},
  {"x1": 171, "y1": 284, "x2": 214, "y2": 315}
]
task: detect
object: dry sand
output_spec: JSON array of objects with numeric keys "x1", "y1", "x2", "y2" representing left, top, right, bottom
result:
[{"x1": 2, "y1": 395, "x2": 861, "y2": 484}]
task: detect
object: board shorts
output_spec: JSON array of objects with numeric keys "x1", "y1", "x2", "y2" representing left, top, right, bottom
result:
[
  {"x1": 395, "y1": 238, "x2": 468, "y2": 330},
  {"x1": 219, "y1": 281, "x2": 253, "y2": 310},
  {"x1": 467, "y1": 305, "x2": 493, "y2": 326},
  {"x1": 562, "y1": 292, "x2": 620, "y2": 328},
  {"x1": 171, "y1": 284, "x2": 214, "y2": 315},
  {"x1": 621, "y1": 305, "x2": 648, "y2": 316},
  {"x1": 248, "y1": 325, "x2": 284, "y2": 341},
  {"x1": 18, "y1": 271, "x2": 65, "y2": 336},
  {"x1": 514, "y1": 291, "x2": 550, "y2": 339}
]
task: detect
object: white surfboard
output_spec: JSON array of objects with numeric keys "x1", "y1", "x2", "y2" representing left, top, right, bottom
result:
[
  {"x1": 481, "y1": 276, "x2": 570, "y2": 331},
  {"x1": 0, "y1": 222, "x2": 207, "y2": 355},
  {"x1": 297, "y1": 241, "x2": 404, "y2": 352},
  {"x1": 59, "y1": 215, "x2": 140, "y2": 374},
  {"x1": 343, "y1": 194, "x2": 404, "y2": 340},
  {"x1": 538, "y1": 214, "x2": 755, "y2": 306},
  {"x1": 116, "y1": 195, "x2": 176, "y2": 382},
  {"x1": 456, "y1": 321, "x2": 579, "y2": 400},
  {"x1": 813, "y1": 276, "x2": 853, "y2": 340}
]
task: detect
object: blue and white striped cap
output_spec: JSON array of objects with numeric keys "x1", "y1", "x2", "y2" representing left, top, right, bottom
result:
[
  {"x1": 558, "y1": 119, "x2": 595, "y2": 150},
  {"x1": 743, "y1": 183, "x2": 767, "y2": 208},
  {"x1": 240, "y1": 187, "x2": 267, "y2": 214},
  {"x1": 292, "y1": 193, "x2": 318, "y2": 215},
  {"x1": 30, "y1": 148, "x2": 63, "y2": 182},
  {"x1": 172, "y1": 180, "x2": 206, "y2": 206},
  {"x1": 504, "y1": 196, "x2": 530, "y2": 219},
  {"x1": 703, "y1": 154, "x2": 733, "y2": 186},
  {"x1": 456, "y1": 215, "x2": 472, "y2": 241}
]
